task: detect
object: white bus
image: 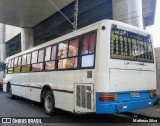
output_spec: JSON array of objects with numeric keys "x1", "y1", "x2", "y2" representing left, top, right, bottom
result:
[
  {"x1": 3, "y1": 19, "x2": 157, "y2": 115},
  {"x1": 0, "y1": 62, "x2": 4, "y2": 89}
]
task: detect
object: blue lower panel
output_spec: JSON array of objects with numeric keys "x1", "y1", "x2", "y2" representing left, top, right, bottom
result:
[{"x1": 96, "y1": 99, "x2": 157, "y2": 114}]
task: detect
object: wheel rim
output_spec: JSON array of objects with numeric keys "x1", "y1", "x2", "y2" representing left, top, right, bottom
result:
[{"x1": 45, "y1": 95, "x2": 52, "y2": 111}]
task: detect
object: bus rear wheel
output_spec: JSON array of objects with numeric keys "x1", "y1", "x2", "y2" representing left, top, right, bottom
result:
[{"x1": 44, "y1": 90, "x2": 55, "y2": 116}]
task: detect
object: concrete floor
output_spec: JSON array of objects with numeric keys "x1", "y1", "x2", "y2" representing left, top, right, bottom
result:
[{"x1": 0, "y1": 90, "x2": 159, "y2": 126}]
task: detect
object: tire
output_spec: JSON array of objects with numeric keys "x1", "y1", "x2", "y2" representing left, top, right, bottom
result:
[
  {"x1": 9, "y1": 86, "x2": 15, "y2": 99},
  {"x1": 44, "y1": 90, "x2": 56, "y2": 116}
]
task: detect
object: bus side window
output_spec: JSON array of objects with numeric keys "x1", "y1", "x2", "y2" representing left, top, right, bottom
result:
[
  {"x1": 32, "y1": 49, "x2": 44, "y2": 72},
  {"x1": 7, "y1": 60, "x2": 11, "y2": 73},
  {"x1": 21, "y1": 54, "x2": 30, "y2": 72},
  {"x1": 27, "y1": 53, "x2": 31, "y2": 65},
  {"x1": 45, "y1": 45, "x2": 56, "y2": 70},
  {"x1": 14, "y1": 57, "x2": 18, "y2": 67},
  {"x1": 81, "y1": 32, "x2": 96, "y2": 68},
  {"x1": 8, "y1": 59, "x2": 14, "y2": 73},
  {"x1": 58, "y1": 42, "x2": 68, "y2": 59},
  {"x1": 14, "y1": 57, "x2": 18, "y2": 73},
  {"x1": 58, "y1": 38, "x2": 79, "y2": 70},
  {"x1": 14, "y1": 56, "x2": 22, "y2": 73}
]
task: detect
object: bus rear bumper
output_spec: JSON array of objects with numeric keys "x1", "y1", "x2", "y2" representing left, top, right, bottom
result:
[{"x1": 96, "y1": 99, "x2": 157, "y2": 114}]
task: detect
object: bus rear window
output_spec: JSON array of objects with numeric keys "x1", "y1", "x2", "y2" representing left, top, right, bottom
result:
[{"x1": 111, "y1": 28, "x2": 154, "y2": 63}]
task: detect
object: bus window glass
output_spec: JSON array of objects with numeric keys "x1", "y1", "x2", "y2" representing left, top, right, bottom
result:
[
  {"x1": 89, "y1": 33, "x2": 96, "y2": 53},
  {"x1": 58, "y1": 58, "x2": 77, "y2": 69},
  {"x1": 14, "y1": 57, "x2": 18, "y2": 67},
  {"x1": 32, "y1": 51, "x2": 38, "y2": 63},
  {"x1": 21, "y1": 53, "x2": 31, "y2": 72},
  {"x1": 8, "y1": 60, "x2": 11, "y2": 68},
  {"x1": 45, "y1": 46, "x2": 56, "y2": 71},
  {"x1": 51, "y1": 46, "x2": 57, "y2": 60},
  {"x1": 22, "y1": 54, "x2": 27, "y2": 65},
  {"x1": 111, "y1": 28, "x2": 154, "y2": 63},
  {"x1": 7, "y1": 60, "x2": 13, "y2": 73},
  {"x1": 27, "y1": 53, "x2": 31, "y2": 65},
  {"x1": 32, "y1": 63, "x2": 43, "y2": 71},
  {"x1": 11, "y1": 59, "x2": 14, "y2": 67},
  {"x1": 18, "y1": 57, "x2": 22, "y2": 66},
  {"x1": 81, "y1": 55, "x2": 94, "y2": 67},
  {"x1": 58, "y1": 42, "x2": 68, "y2": 58},
  {"x1": 82, "y1": 35, "x2": 89, "y2": 54},
  {"x1": 45, "y1": 61, "x2": 55, "y2": 70},
  {"x1": 68, "y1": 39, "x2": 79, "y2": 57},
  {"x1": 45, "y1": 46, "x2": 51, "y2": 61},
  {"x1": 81, "y1": 32, "x2": 96, "y2": 68},
  {"x1": 38, "y1": 49, "x2": 44, "y2": 62}
]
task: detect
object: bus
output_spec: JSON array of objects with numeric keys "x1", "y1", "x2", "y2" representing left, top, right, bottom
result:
[
  {"x1": 0, "y1": 62, "x2": 4, "y2": 89},
  {"x1": 3, "y1": 19, "x2": 157, "y2": 115}
]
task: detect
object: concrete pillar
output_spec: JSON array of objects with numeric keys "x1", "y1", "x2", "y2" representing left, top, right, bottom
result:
[
  {"x1": 112, "y1": 0, "x2": 143, "y2": 28},
  {"x1": 0, "y1": 23, "x2": 6, "y2": 62},
  {"x1": 21, "y1": 28, "x2": 34, "y2": 51}
]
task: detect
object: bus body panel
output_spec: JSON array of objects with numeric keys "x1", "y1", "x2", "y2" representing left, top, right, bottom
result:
[
  {"x1": 96, "y1": 97, "x2": 156, "y2": 113},
  {"x1": 94, "y1": 21, "x2": 110, "y2": 93},
  {"x1": 54, "y1": 91, "x2": 74, "y2": 112},
  {"x1": 3, "y1": 69, "x2": 95, "y2": 112},
  {"x1": 3, "y1": 19, "x2": 157, "y2": 114},
  {"x1": 106, "y1": 20, "x2": 156, "y2": 92},
  {"x1": 95, "y1": 20, "x2": 157, "y2": 114},
  {"x1": 109, "y1": 69, "x2": 156, "y2": 92}
]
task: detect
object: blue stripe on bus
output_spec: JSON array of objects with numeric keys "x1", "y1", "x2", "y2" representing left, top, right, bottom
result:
[{"x1": 95, "y1": 91, "x2": 157, "y2": 114}]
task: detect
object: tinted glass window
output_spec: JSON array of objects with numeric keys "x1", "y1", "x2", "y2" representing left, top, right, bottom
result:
[
  {"x1": 58, "y1": 42, "x2": 68, "y2": 59},
  {"x1": 22, "y1": 54, "x2": 27, "y2": 65},
  {"x1": 27, "y1": 53, "x2": 31, "y2": 65},
  {"x1": 38, "y1": 49, "x2": 44, "y2": 62},
  {"x1": 32, "y1": 51, "x2": 38, "y2": 63},
  {"x1": 45, "y1": 46, "x2": 51, "y2": 61},
  {"x1": 111, "y1": 28, "x2": 154, "y2": 63},
  {"x1": 68, "y1": 39, "x2": 79, "y2": 57}
]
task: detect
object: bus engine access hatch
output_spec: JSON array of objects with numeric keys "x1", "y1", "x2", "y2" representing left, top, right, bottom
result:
[{"x1": 74, "y1": 83, "x2": 94, "y2": 113}]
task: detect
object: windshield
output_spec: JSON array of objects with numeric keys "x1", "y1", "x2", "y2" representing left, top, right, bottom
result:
[{"x1": 111, "y1": 28, "x2": 154, "y2": 63}]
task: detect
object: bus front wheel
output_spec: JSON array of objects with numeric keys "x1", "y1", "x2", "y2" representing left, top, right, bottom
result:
[{"x1": 44, "y1": 90, "x2": 55, "y2": 116}]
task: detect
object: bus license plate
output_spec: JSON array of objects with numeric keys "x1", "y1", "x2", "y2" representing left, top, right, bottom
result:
[{"x1": 130, "y1": 92, "x2": 140, "y2": 98}]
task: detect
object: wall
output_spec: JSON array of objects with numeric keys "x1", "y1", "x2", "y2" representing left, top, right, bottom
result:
[
  {"x1": 155, "y1": 48, "x2": 160, "y2": 91},
  {"x1": 5, "y1": 25, "x2": 21, "y2": 42},
  {"x1": 5, "y1": 25, "x2": 21, "y2": 57}
]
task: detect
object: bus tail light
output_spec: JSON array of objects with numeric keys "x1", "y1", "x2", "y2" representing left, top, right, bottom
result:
[
  {"x1": 150, "y1": 90, "x2": 157, "y2": 98},
  {"x1": 99, "y1": 94, "x2": 117, "y2": 102},
  {"x1": 146, "y1": 102, "x2": 151, "y2": 105},
  {"x1": 119, "y1": 106, "x2": 127, "y2": 109}
]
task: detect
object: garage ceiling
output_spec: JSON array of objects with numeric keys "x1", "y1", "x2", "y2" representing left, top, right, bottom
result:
[
  {"x1": 0, "y1": 0, "x2": 156, "y2": 27},
  {"x1": 0, "y1": 0, "x2": 74, "y2": 27}
]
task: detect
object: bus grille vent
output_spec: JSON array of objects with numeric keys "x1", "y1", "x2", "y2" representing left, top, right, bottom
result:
[{"x1": 76, "y1": 85, "x2": 92, "y2": 109}]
